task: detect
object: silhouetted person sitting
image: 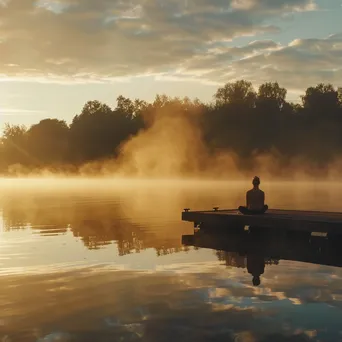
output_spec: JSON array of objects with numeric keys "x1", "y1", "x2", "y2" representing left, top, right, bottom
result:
[{"x1": 238, "y1": 176, "x2": 268, "y2": 215}]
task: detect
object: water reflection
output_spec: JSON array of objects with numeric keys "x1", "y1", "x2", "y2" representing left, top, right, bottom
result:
[
  {"x1": 0, "y1": 192, "x2": 189, "y2": 255},
  {"x1": 1, "y1": 181, "x2": 342, "y2": 341},
  {"x1": 3, "y1": 263, "x2": 340, "y2": 342},
  {"x1": 182, "y1": 228, "x2": 342, "y2": 287}
]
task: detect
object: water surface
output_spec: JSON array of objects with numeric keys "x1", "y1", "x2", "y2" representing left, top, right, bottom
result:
[{"x1": 1, "y1": 179, "x2": 342, "y2": 342}]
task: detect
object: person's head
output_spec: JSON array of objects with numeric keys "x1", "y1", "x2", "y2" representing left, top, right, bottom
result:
[
  {"x1": 252, "y1": 176, "x2": 260, "y2": 188},
  {"x1": 252, "y1": 276, "x2": 261, "y2": 286}
]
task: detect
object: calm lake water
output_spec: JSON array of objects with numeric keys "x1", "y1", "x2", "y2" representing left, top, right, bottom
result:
[{"x1": 1, "y1": 178, "x2": 342, "y2": 342}]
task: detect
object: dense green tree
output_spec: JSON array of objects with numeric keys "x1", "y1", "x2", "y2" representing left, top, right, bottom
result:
[
  {"x1": 252, "y1": 82, "x2": 288, "y2": 151},
  {"x1": 338, "y1": 87, "x2": 342, "y2": 106},
  {"x1": 1, "y1": 124, "x2": 29, "y2": 167},
  {"x1": 257, "y1": 82, "x2": 287, "y2": 110},
  {"x1": 301, "y1": 83, "x2": 340, "y2": 115},
  {"x1": 115, "y1": 95, "x2": 148, "y2": 132},
  {"x1": 214, "y1": 80, "x2": 256, "y2": 107},
  {"x1": 70, "y1": 100, "x2": 139, "y2": 163},
  {"x1": 27, "y1": 119, "x2": 69, "y2": 166},
  {"x1": 1, "y1": 80, "x2": 342, "y2": 175}
]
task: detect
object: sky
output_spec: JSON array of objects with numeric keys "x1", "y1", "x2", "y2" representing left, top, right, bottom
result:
[{"x1": 0, "y1": 0, "x2": 341, "y2": 129}]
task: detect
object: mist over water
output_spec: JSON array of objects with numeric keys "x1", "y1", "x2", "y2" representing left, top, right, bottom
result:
[{"x1": 1, "y1": 179, "x2": 342, "y2": 341}]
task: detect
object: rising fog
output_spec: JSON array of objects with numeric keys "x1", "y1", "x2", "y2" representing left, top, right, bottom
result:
[
  {"x1": 2, "y1": 107, "x2": 342, "y2": 181},
  {"x1": 77, "y1": 107, "x2": 342, "y2": 181},
  {"x1": 1, "y1": 81, "x2": 342, "y2": 181}
]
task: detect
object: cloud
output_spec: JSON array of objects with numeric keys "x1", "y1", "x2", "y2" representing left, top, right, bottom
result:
[
  {"x1": 0, "y1": 0, "x2": 317, "y2": 86},
  {"x1": 0, "y1": 108, "x2": 45, "y2": 116},
  {"x1": 178, "y1": 33, "x2": 342, "y2": 93}
]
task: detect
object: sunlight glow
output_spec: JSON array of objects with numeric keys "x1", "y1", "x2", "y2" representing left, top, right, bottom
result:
[{"x1": 0, "y1": 212, "x2": 3, "y2": 234}]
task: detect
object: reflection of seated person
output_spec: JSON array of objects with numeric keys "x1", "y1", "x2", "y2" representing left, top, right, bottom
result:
[
  {"x1": 247, "y1": 253, "x2": 265, "y2": 286},
  {"x1": 238, "y1": 176, "x2": 268, "y2": 215}
]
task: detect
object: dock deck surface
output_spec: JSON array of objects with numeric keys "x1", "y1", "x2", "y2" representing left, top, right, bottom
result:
[{"x1": 182, "y1": 208, "x2": 342, "y2": 233}]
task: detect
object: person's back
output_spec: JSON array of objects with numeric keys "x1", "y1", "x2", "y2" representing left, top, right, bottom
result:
[
  {"x1": 238, "y1": 176, "x2": 268, "y2": 215},
  {"x1": 247, "y1": 188, "x2": 264, "y2": 210}
]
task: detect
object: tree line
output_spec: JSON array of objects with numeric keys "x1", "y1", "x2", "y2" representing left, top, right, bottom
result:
[{"x1": 1, "y1": 80, "x2": 342, "y2": 175}]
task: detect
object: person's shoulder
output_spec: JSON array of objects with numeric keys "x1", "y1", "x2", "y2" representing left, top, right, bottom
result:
[
  {"x1": 259, "y1": 189, "x2": 265, "y2": 194},
  {"x1": 247, "y1": 189, "x2": 253, "y2": 194}
]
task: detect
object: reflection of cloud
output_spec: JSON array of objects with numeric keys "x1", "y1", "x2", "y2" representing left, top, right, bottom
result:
[
  {"x1": 1, "y1": 265, "x2": 339, "y2": 341},
  {"x1": 288, "y1": 298, "x2": 302, "y2": 305},
  {"x1": 156, "y1": 261, "x2": 224, "y2": 273}
]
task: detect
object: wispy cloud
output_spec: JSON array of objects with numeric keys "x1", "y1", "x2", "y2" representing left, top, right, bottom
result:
[
  {"x1": 0, "y1": 0, "x2": 340, "y2": 93},
  {"x1": 179, "y1": 33, "x2": 342, "y2": 91},
  {"x1": 0, "y1": 1, "x2": 317, "y2": 80},
  {"x1": 0, "y1": 108, "x2": 45, "y2": 116}
]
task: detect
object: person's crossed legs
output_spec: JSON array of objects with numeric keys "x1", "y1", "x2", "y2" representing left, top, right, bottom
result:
[{"x1": 238, "y1": 205, "x2": 268, "y2": 215}]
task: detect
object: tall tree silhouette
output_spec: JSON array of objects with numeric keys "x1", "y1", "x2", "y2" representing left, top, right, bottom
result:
[
  {"x1": 1, "y1": 80, "x2": 342, "y2": 175},
  {"x1": 0, "y1": 124, "x2": 29, "y2": 167},
  {"x1": 27, "y1": 119, "x2": 69, "y2": 166},
  {"x1": 214, "y1": 80, "x2": 256, "y2": 107},
  {"x1": 70, "y1": 100, "x2": 136, "y2": 163},
  {"x1": 301, "y1": 83, "x2": 340, "y2": 116},
  {"x1": 253, "y1": 82, "x2": 288, "y2": 152}
]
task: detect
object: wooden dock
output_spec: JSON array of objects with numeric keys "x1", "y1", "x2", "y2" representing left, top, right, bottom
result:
[{"x1": 182, "y1": 208, "x2": 342, "y2": 235}]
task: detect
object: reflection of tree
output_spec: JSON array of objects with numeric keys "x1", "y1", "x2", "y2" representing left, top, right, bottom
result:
[
  {"x1": 156, "y1": 245, "x2": 190, "y2": 257},
  {"x1": 265, "y1": 258, "x2": 279, "y2": 265},
  {"x1": 216, "y1": 251, "x2": 279, "y2": 269},
  {"x1": 216, "y1": 251, "x2": 246, "y2": 268},
  {"x1": 71, "y1": 216, "x2": 151, "y2": 252},
  {"x1": 1, "y1": 196, "x2": 68, "y2": 233},
  {"x1": 116, "y1": 232, "x2": 145, "y2": 256},
  {"x1": 72, "y1": 220, "x2": 188, "y2": 255},
  {"x1": 0, "y1": 193, "x2": 184, "y2": 256}
]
